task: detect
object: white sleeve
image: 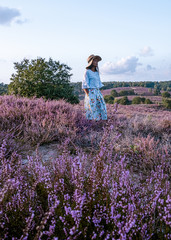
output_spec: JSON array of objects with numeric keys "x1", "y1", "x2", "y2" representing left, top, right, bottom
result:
[
  {"x1": 82, "y1": 70, "x2": 90, "y2": 89},
  {"x1": 100, "y1": 81, "x2": 104, "y2": 88},
  {"x1": 98, "y1": 72, "x2": 104, "y2": 88}
]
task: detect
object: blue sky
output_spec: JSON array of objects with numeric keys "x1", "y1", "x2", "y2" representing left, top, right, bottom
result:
[{"x1": 0, "y1": 0, "x2": 171, "y2": 84}]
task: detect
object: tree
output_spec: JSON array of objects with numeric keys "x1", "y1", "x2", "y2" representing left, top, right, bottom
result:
[
  {"x1": 114, "y1": 98, "x2": 121, "y2": 104},
  {"x1": 162, "y1": 98, "x2": 171, "y2": 109},
  {"x1": 162, "y1": 91, "x2": 170, "y2": 98},
  {"x1": 0, "y1": 83, "x2": 8, "y2": 95},
  {"x1": 119, "y1": 90, "x2": 135, "y2": 96},
  {"x1": 153, "y1": 88, "x2": 161, "y2": 96},
  {"x1": 110, "y1": 89, "x2": 118, "y2": 97},
  {"x1": 132, "y1": 97, "x2": 142, "y2": 104},
  {"x1": 140, "y1": 97, "x2": 146, "y2": 103},
  {"x1": 119, "y1": 96, "x2": 130, "y2": 105},
  {"x1": 145, "y1": 82, "x2": 155, "y2": 88},
  {"x1": 104, "y1": 95, "x2": 114, "y2": 104},
  {"x1": 8, "y1": 58, "x2": 79, "y2": 104},
  {"x1": 145, "y1": 98, "x2": 153, "y2": 104}
]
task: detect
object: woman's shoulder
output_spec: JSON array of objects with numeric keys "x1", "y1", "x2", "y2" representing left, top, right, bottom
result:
[
  {"x1": 85, "y1": 69, "x2": 91, "y2": 73},
  {"x1": 86, "y1": 69, "x2": 99, "y2": 74},
  {"x1": 84, "y1": 69, "x2": 89, "y2": 76}
]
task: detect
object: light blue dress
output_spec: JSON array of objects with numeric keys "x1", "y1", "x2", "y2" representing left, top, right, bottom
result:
[{"x1": 82, "y1": 69, "x2": 107, "y2": 120}]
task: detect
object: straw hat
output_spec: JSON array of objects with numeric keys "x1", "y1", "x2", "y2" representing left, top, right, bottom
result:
[{"x1": 86, "y1": 54, "x2": 102, "y2": 69}]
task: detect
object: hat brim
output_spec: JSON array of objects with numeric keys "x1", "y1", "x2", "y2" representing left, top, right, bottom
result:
[{"x1": 86, "y1": 55, "x2": 102, "y2": 69}]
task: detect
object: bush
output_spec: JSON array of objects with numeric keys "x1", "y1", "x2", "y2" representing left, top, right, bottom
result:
[
  {"x1": 0, "y1": 83, "x2": 8, "y2": 95},
  {"x1": 162, "y1": 98, "x2": 171, "y2": 109},
  {"x1": 154, "y1": 88, "x2": 161, "y2": 96},
  {"x1": 119, "y1": 90, "x2": 135, "y2": 96},
  {"x1": 145, "y1": 98, "x2": 153, "y2": 104},
  {"x1": 132, "y1": 97, "x2": 142, "y2": 104},
  {"x1": 162, "y1": 91, "x2": 170, "y2": 98},
  {"x1": 0, "y1": 130, "x2": 170, "y2": 239},
  {"x1": 8, "y1": 57, "x2": 79, "y2": 104},
  {"x1": 104, "y1": 95, "x2": 114, "y2": 104},
  {"x1": 0, "y1": 95, "x2": 89, "y2": 147},
  {"x1": 110, "y1": 89, "x2": 118, "y2": 97},
  {"x1": 114, "y1": 98, "x2": 121, "y2": 104},
  {"x1": 119, "y1": 96, "x2": 130, "y2": 105},
  {"x1": 0, "y1": 95, "x2": 171, "y2": 239},
  {"x1": 140, "y1": 97, "x2": 146, "y2": 103}
]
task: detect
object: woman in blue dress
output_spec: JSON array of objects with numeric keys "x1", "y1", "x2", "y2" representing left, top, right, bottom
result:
[{"x1": 82, "y1": 54, "x2": 107, "y2": 121}]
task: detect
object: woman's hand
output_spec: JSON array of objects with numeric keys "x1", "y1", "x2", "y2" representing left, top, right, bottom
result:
[{"x1": 83, "y1": 89, "x2": 89, "y2": 96}]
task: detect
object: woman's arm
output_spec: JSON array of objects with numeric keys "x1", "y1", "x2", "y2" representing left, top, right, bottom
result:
[
  {"x1": 83, "y1": 88, "x2": 89, "y2": 96},
  {"x1": 82, "y1": 70, "x2": 90, "y2": 95}
]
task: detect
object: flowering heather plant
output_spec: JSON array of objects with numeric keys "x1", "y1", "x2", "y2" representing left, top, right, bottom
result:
[
  {"x1": 101, "y1": 87, "x2": 155, "y2": 96},
  {"x1": 0, "y1": 95, "x2": 92, "y2": 147},
  {"x1": 0, "y1": 95, "x2": 171, "y2": 239},
  {"x1": 0, "y1": 132, "x2": 171, "y2": 239}
]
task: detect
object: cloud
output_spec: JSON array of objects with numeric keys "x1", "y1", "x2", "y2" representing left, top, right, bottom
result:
[
  {"x1": 146, "y1": 64, "x2": 156, "y2": 71},
  {"x1": 139, "y1": 46, "x2": 154, "y2": 57},
  {"x1": 101, "y1": 56, "x2": 141, "y2": 75},
  {"x1": 0, "y1": 6, "x2": 21, "y2": 25},
  {"x1": 15, "y1": 18, "x2": 28, "y2": 25}
]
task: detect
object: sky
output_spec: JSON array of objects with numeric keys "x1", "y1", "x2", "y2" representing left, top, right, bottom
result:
[{"x1": 0, "y1": 0, "x2": 171, "y2": 84}]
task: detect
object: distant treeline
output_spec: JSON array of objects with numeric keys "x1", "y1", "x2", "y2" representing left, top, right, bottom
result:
[
  {"x1": 71, "y1": 80, "x2": 171, "y2": 96},
  {"x1": 1, "y1": 80, "x2": 171, "y2": 96},
  {"x1": 0, "y1": 83, "x2": 8, "y2": 95}
]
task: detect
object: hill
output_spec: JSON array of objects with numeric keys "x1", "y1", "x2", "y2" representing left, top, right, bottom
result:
[{"x1": 0, "y1": 95, "x2": 170, "y2": 239}]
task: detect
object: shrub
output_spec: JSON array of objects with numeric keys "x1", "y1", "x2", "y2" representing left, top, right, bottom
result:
[
  {"x1": 132, "y1": 96, "x2": 142, "y2": 104},
  {"x1": 154, "y1": 88, "x2": 161, "y2": 96},
  {"x1": 0, "y1": 95, "x2": 171, "y2": 239},
  {"x1": 110, "y1": 89, "x2": 118, "y2": 97},
  {"x1": 119, "y1": 90, "x2": 135, "y2": 96},
  {"x1": 162, "y1": 91, "x2": 170, "y2": 98},
  {"x1": 162, "y1": 98, "x2": 171, "y2": 109},
  {"x1": 140, "y1": 97, "x2": 146, "y2": 103},
  {"x1": 8, "y1": 57, "x2": 79, "y2": 104},
  {"x1": 0, "y1": 128, "x2": 170, "y2": 239},
  {"x1": 0, "y1": 82, "x2": 8, "y2": 95},
  {"x1": 119, "y1": 96, "x2": 130, "y2": 105},
  {"x1": 145, "y1": 98, "x2": 153, "y2": 104},
  {"x1": 104, "y1": 95, "x2": 114, "y2": 104},
  {"x1": 114, "y1": 98, "x2": 121, "y2": 104},
  {"x1": 0, "y1": 95, "x2": 90, "y2": 146}
]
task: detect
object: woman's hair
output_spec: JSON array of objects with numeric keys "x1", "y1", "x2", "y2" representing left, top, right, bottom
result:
[{"x1": 86, "y1": 65, "x2": 99, "y2": 72}]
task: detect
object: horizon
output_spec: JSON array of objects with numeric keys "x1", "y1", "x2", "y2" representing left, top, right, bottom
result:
[
  {"x1": 1, "y1": 78, "x2": 171, "y2": 85},
  {"x1": 1, "y1": 0, "x2": 171, "y2": 84}
]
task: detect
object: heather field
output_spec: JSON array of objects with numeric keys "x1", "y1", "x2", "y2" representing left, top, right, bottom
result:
[
  {"x1": 0, "y1": 95, "x2": 171, "y2": 239},
  {"x1": 115, "y1": 96, "x2": 163, "y2": 104},
  {"x1": 101, "y1": 87, "x2": 171, "y2": 97}
]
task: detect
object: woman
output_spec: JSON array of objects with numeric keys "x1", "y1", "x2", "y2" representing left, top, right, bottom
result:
[{"x1": 82, "y1": 54, "x2": 107, "y2": 121}]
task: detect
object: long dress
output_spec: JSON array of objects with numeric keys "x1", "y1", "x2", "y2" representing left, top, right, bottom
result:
[{"x1": 82, "y1": 69, "x2": 107, "y2": 121}]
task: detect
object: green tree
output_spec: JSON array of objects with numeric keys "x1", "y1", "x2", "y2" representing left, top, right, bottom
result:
[
  {"x1": 110, "y1": 89, "x2": 118, "y2": 97},
  {"x1": 162, "y1": 91, "x2": 170, "y2": 98},
  {"x1": 148, "y1": 88, "x2": 153, "y2": 93},
  {"x1": 140, "y1": 97, "x2": 146, "y2": 103},
  {"x1": 145, "y1": 82, "x2": 155, "y2": 88},
  {"x1": 8, "y1": 58, "x2": 79, "y2": 104},
  {"x1": 154, "y1": 88, "x2": 161, "y2": 96},
  {"x1": 114, "y1": 98, "x2": 121, "y2": 104},
  {"x1": 145, "y1": 98, "x2": 153, "y2": 104},
  {"x1": 162, "y1": 98, "x2": 171, "y2": 109},
  {"x1": 132, "y1": 97, "x2": 142, "y2": 104},
  {"x1": 119, "y1": 96, "x2": 130, "y2": 105},
  {"x1": 104, "y1": 95, "x2": 114, "y2": 104},
  {"x1": 0, "y1": 83, "x2": 8, "y2": 95},
  {"x1": 119, "y1": 90, "x2": 135, "y2": 96}
]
